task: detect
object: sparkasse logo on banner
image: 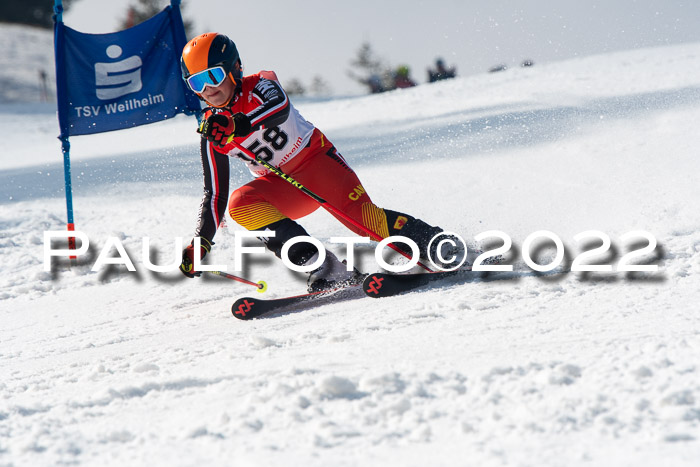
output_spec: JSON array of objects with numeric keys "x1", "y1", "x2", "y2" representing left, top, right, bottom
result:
[{"x1": 95, "y1": 44, "x2": 143, "y2": 100}]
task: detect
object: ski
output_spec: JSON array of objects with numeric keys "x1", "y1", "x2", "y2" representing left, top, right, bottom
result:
[
  {"x1": 362, "y1": 251, "x2": 511, "y2": 298},
  {"x1": 231, "y1": 283, "x2": 363, "y2": 320},
  {"x1": 362, "y1": 270, "x2": 461, "y2": 298},
  {"x1": 363, "y1": 266, "x2": 567, "y2": 299}
]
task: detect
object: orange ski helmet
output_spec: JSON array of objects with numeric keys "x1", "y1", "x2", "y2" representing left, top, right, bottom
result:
[{"x1": 181, "y1": 33, "x2": 242, "y2": 104}]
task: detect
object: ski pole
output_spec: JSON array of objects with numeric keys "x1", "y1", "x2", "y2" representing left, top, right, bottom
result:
[
  {"x1": 230, "y1": 141, "x2": 433, "y2": 272},
  {"x1": 208, "y1": 270, "x2": 268, "y2": 293}
]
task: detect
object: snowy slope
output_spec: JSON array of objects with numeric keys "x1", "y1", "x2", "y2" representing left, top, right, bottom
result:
[{"x1": 1, "y1": 40, "x2": 700, "y2": 467}]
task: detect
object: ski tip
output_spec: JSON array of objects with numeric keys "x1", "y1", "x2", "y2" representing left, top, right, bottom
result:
[
  {"x1": 256, "y1": 281, "x2": 268, "y2": 293},
  {"x1": 231, "y1": 298, "x2": 257, "y2": 320},
  {"x1": 363, "y1": 274, "x2": 386, "y2": 297}
]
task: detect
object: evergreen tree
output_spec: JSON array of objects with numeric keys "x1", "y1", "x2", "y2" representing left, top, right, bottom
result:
[
  {"x1": 120, "y1": 0, "x2": 194, "y2": 38},
  {"x1": 347, "y1": 42, "x2": 394, "y2": 94},
  {"x1": 0, "y1": 0, "x2": 71, "y2": 29},
  {"x1": 350, "y1": 43, "x2": 383, "y2": 75},
  {"x1": 310, "y1": 75, "x2": 331, "y2": 97},
  {"x1": 284, "y1": 78, "x2": 306, "y2": 97}
]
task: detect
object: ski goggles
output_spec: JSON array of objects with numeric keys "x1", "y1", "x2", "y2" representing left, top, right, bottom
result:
[{"x1": 185, "y1": 66, "x2": 227, "y2": 93}]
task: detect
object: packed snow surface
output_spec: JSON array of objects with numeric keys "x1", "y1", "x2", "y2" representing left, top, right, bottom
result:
[{"x1": 1, "y1": 33, "x2": 700, "y2": 466}]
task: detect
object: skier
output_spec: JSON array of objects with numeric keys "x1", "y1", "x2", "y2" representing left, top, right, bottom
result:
[
  {"x1": 178, "y1": 33, "x2": 458, "y2": 291},
  {"x1": 428, "y1": 58, "x2": 457, "y2": 83},
  {"x1": 393, "y1": 65, "x2": 417, "y2": 89}
]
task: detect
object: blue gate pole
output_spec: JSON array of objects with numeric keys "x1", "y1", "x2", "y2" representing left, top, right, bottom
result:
[
  {"x1": 59, "y1": 135, "x2": 77, "y2": 254},
  {"x1": 54, "y1": 0, "x2": 77, "y2": 257}
]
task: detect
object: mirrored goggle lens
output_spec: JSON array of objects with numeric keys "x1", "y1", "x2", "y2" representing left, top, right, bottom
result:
[{"x1": 186, "y1": 66, "x2": 227, "y2": 93}]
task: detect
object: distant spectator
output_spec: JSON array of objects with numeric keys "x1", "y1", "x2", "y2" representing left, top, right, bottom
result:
[
  {"x1": 365, "y1": 74, "x2": 386, "y2": 94},
  {"x1": 393, "y1": 65, "x2": 416, "y2": 89},
  {"x1": 39, "y1": 69, "x2": 49, "y2": 102},
  {"x1": 348, "y1": 70, "x2": 389, "y2": 94},
  {"x1": 428, "y1": 58, "x2": 456, "y2": 82}
]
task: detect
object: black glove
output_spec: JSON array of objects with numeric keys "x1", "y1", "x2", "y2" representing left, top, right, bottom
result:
[
  {"x1": 231, "y1": 112, "x2": 252, "y2": 138},
  {"x1": 198, "y1": 112, "x2": 252, "y2": 147},
  {"x1": 180, "y1": 237, "x2": 213, "y2": 278}
]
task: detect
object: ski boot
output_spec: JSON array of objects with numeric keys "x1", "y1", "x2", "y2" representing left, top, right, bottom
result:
[{"x1": 306, "y1": 251, "x2": 366, "y2": 293}]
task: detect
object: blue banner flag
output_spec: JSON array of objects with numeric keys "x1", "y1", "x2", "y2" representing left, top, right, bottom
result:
[{"x1": 54, "y1": 6, "x2": 200, "y2": 137}]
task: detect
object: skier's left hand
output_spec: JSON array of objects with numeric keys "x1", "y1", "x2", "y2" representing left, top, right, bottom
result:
[{"x1": 179, "y1": 237, "x2": 212, "y2": 278}]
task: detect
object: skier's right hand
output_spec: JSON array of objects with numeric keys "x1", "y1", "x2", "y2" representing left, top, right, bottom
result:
[
  {"x1": 180, "y1": 237, "x2": 212, "y2": 278},
  {"x1": 198, "y1": 113, "x2": 235, "y2": 147}
]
